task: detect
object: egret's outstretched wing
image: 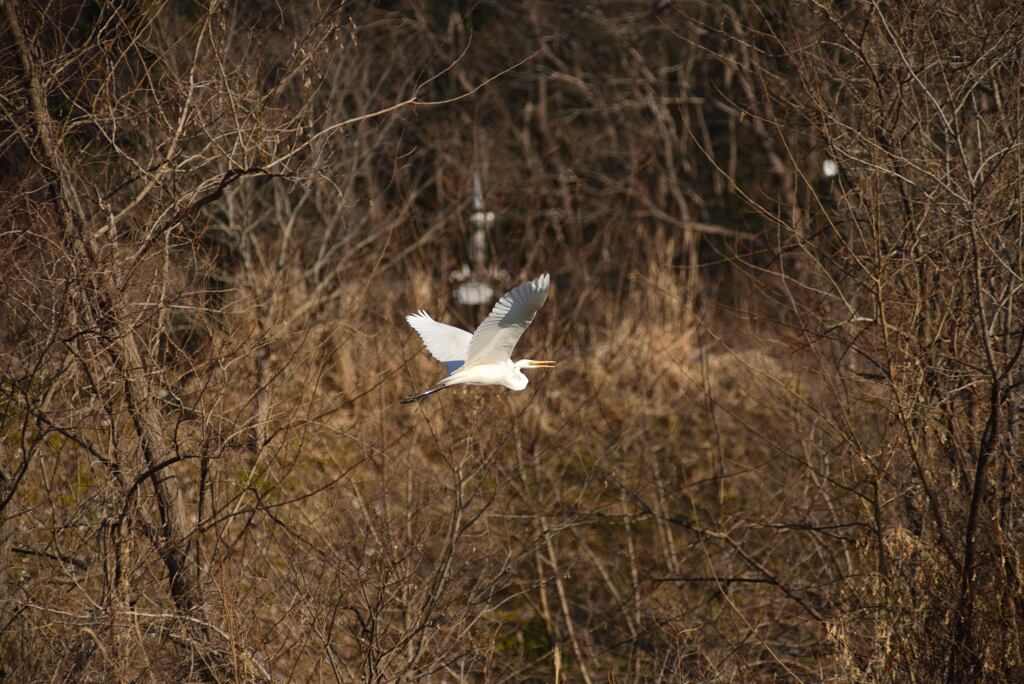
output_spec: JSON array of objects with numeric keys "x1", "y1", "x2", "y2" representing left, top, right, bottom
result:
[
  {"x1": 466, "y1": 273, "x2": 550, "y2": 366},
  {"x1": 405, "y1": 310, "x2": 472, "y2": 374}
]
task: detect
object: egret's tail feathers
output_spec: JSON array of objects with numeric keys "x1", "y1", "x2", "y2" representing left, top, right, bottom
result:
[{"x1": 400, "y1": 384, "x2": 452, "y2": 404}]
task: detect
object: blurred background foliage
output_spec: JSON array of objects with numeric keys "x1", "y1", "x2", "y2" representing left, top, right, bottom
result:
[{"x1": 2, "y1": 0, "x2": 1022, "y2": 681}]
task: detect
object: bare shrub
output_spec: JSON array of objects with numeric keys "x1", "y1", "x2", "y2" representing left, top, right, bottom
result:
[{"x1": 1, "y1": 0, "x2": 1021, "y2": 682}]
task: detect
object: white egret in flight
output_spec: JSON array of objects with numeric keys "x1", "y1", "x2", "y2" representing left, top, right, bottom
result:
[{"x1": 402, "y1": 273, "x2": 555, "y2": 403}]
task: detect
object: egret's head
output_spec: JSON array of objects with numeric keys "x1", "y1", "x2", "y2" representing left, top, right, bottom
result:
[{"x1": 516, "y1": 359, "x2": 556, "y2": 371}]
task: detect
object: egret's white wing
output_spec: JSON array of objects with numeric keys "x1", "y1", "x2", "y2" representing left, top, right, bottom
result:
[
  {"x1": 406, "y1": 310, "x2": 472, "y2": 374},
  {"x1": 465, "y1": 273, "x2": 550, "y2": 366}
]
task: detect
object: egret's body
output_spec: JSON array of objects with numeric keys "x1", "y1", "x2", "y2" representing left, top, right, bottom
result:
[
  {"x1": 402, "y1": 273, "x2": 554, "y2": 403},
  {"x1": 451, "y1": 360, "x2": 526, "y2": 390}
]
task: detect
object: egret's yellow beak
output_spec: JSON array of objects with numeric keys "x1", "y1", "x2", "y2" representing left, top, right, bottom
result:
[{"x1": 528, "y1": 360, "x2": 557, "y2": 368}]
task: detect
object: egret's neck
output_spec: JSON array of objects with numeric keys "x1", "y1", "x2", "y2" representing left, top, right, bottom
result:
[{"x1": 508, "y1": 360, "x2": 530, "y2": 391}]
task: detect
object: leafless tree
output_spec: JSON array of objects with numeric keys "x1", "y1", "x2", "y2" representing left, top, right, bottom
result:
[{"x1": 2, "y1": 1, "x2": 1021, "y2": 681}]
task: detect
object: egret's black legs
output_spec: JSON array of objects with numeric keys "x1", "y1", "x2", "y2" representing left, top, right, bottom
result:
[{"x1": 400, "y1": 384, "x2": 452, "y2": 404}]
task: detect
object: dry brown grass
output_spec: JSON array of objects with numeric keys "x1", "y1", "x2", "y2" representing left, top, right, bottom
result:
[{"x1": 2, "y1": 0, "x2": 1022, "y2": 681}]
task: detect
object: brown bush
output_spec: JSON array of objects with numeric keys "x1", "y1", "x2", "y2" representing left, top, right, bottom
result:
[{"x1": 1, "y1": 0, "x2": 1021, "y2": 681}]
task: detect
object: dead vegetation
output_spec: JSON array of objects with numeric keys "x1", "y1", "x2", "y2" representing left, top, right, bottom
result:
[{"x1": 1, "y1": 0, "x2": 1022, "y2": 681}]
